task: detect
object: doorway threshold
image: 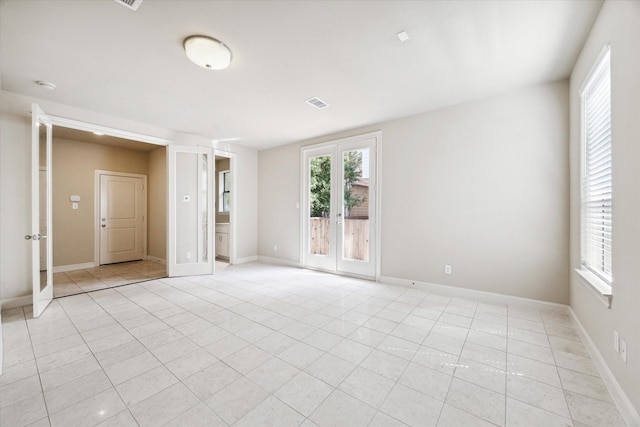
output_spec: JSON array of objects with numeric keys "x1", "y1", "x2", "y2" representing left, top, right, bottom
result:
[{"x1": 53, "y1": 259, "x2": 166, "y2": 298}]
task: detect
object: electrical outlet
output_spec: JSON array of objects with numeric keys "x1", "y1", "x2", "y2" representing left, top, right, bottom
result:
[
  {"x1": 614, "y1": 330, "x2": 620, "y2": 352},
  {"x1": 444, "y1": 265, "x2": 452, "y2": 275},
  {"x1": 621, "y1": 339, "x2": 627, "y2": 363}
]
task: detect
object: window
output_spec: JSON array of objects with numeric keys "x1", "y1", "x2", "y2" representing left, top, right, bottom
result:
[
  {"x1": 219, "y1": 170, "x2": 230, "y2": 212},
  {"x1": 580, "y1": 46, "x2": 612, "y2": 286}
]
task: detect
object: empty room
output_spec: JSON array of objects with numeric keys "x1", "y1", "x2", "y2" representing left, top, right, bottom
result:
[{"x1": 0, "y1": 1, "x2": 638, "y2": 426}]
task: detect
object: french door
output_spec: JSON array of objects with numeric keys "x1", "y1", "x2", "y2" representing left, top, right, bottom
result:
[
  {"x1": 167, "y1": 145, "x2": 214, "y2": 277},
  {"x1": 302, "y1": 132, "x2": 379, "y2": 278},
  {"x1": 30, "y1": 104, "x2": 53, "y2": 317}
]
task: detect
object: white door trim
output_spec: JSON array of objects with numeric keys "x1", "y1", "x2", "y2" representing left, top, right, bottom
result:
[
  {"x1": 94, "y1": 170, "x2": 148, "y2": 266},
  {"x1": 48, "y1": 115, "x2": 170, "y2": 147},
  {"x1": 300, "y1": 130, "x2": 382, "y2": 280}
]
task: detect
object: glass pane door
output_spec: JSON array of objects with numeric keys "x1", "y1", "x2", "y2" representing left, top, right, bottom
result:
[
  {"x1": 337, "y1": 139, "x2": 376, "y2": 277},
  {"x1": 31, "y1": 104, "x2": 53, "y2": 317},
  {"x1": 302, "y1": 132, "x2": 378, "y2": 278},
  {"x1": 309, "y1": 154, "x2": 331, "y2": 256},
  {"x1": 168, "y1": 146, "x2": 214, "y2": 277},
  {"x1": 303, "y1": 147, "x2": 336, "y2": 271},
  {"x1": 341, "y1": 147, "x2": 370, "y2": 261}
]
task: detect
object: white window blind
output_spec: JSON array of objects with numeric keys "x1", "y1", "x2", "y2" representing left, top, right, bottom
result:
[{"x1": 581, "y1": 47, "x2": 612, "y2": 285}]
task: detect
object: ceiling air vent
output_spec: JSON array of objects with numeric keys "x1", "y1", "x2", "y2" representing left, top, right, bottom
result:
[
  {"x1": 114, "y1": 0, "x2": 143, "y2": 11},
  {"x1": 305, "y1": 97, "x2": 330, "y2": 110}
]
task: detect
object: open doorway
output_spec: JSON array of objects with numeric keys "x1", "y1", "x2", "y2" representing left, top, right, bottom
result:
[
  {"x1": 50, "y1": 126, "x2": 167, "y2": 297},
  {"x1": 215, "y1": 154, "x2": 232, "y2": 273}
]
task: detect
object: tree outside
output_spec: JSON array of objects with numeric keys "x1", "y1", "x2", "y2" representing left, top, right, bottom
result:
[
  {"x1": 342, "y1": 150, "x2": 367, "y2": 217},
  {"x1": 309, "y1": 151, "x2": 367, "y2": 218},
  {"x1": 310, "y1": 156, "x2": 331, "y2": 217}
]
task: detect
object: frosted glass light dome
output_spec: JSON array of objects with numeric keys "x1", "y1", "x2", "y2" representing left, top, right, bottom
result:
[{"x1": 184, "y1": 35, "x2": 232, "y2": 70}]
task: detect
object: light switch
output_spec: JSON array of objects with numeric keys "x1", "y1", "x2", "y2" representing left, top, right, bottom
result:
[
  {"x1": 72, "y1": 202, "x2": 79, "y2": 210},
  {"x1": 70, "y1": 195, "x2": 81, "y2": 202}
]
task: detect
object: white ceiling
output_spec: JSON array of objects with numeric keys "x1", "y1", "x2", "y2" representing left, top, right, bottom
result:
[{"x1": 1, "y1": 0, "x2": 602, "y2": 150}]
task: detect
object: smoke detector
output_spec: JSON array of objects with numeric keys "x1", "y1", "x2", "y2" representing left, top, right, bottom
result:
[{"x1": 113, "y1": 0, "x2": 143, "y2": 11}]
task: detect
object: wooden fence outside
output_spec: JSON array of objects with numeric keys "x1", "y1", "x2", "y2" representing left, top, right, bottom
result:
[{"x1": 309, "y1": 217, "x2": 369, "y2": 261}]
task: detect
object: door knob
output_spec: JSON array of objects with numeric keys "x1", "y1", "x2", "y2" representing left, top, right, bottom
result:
[{"x1": 101, "y1": 224, "x2": 106, "y2": 228}]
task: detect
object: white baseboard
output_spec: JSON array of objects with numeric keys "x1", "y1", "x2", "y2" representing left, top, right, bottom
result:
[
  {"x1": 257, "y1": 256, "x2": 301, "y2": 268},
  {"x1": 52, "y1": 262, "x2": 96, "y2": 273},
  {"x1": 568, "y1": 308, "x2": 640, "y2": 427},
  {"x1": 145, "y1": 256, "x2": 166, "y2": 265},
  {"x1": 379, "y1": 275, "x2": 568, "y2": 313},
  {"x1": 0, "y1": 295, "x2": 31, "y2": 310},
  {"x1": 234, "y1": 255, "x2": 258, "y2": 265}
]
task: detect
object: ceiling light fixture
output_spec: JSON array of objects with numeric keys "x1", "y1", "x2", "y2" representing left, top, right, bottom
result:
[
  {"x1": 184, "y1": 35, "x2": 232, "y2": 70},
  {"x1": 36, "y1": 81, "x2": 56, "y2": 90}
]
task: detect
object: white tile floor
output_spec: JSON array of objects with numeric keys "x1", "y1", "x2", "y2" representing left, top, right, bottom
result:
[
  {"x1": 0, "y1": 263, "x2": 627, "y2": 427},
  {"x1": 53, "y1": 260, "x2": 167, "y2": 298}
]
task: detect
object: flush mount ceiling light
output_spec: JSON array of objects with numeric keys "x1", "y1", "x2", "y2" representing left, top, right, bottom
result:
[{"x1": 184, "y1": 35, "x2": 232, "y2": 70}]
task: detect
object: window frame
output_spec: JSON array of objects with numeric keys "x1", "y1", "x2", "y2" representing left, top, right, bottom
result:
[
  {"x1": 577, "y1": 45, "x2": 613, "y2": 306},
  {"x1": 219, "y1": 170, "x2": 230, "y2": 213}
]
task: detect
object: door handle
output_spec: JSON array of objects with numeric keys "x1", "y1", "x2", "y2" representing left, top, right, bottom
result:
[{"x1": 101, "y1": 224, "x2": 106, "y2": 228}]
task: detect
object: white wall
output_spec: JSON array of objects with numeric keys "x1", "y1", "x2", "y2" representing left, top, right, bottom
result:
[
  {"x1": 0, "y1": 90, "x2": 258, "y2": 305},
  {"x1": 569, "y1": 0, "x2": 640, "y2": 418},
  {"x1": 259, "y1": 81, "x2": 570, "y2": 303},
  {"x1": 0, "y1": 113, "x2": 32, "y2": 306},
  {"x1": 148, "y1": 147, "x2": 166, "y2": 260},
  {"x1": 230, "y1": 145, "x2": 258, "y2": 262}
]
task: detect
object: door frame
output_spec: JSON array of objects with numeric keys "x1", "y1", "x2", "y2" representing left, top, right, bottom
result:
[
  {"x1": 214, "y1": 149, "x2": 237, "y2": 266},
  {"x1": 94, "y1": 170, "x2": 148, "y2": 266},
  {"x1": 300, "y1": 131, "x2": 382, "y2": 280}
]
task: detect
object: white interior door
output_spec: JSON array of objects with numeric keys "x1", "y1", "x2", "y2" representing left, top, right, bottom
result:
[
  {"x1": 30, "y1": 104, "x2": 53, "y2": 317},
  {"x1": 302, "y1": 133, "x2": 379, "y2": 278},
  {"x1": 99, "y1": 173, "x2": 146, "y2": 265},
  {"x1": 168, "y1": 145, "x2": 214, "y2": 277}
]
